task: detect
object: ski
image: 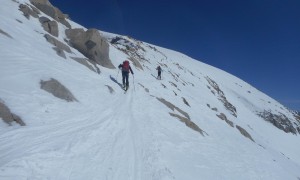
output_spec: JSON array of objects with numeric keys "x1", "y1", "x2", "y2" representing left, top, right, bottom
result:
[{"x1": 123, "y1": 86, "x2": 128, "y2": 94}]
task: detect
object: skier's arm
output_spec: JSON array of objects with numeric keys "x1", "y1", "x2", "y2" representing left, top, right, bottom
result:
[{"x1": 129, "y1": 66, "x2": 134, "y2": 74}]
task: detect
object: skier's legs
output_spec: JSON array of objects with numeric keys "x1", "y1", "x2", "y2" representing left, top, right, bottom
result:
[
  {"x1": 125, "y1": 72, "x2": 129, "y2": 87},
  {"x1": 158, "y1": 71, "x2": 161, "y2": 80},
  {"x1": 122, "y1": 71, "x2": 126, "y2": 87}
]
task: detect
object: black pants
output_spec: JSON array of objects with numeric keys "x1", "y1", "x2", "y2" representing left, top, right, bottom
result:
[
  {"x1": 157, "y1": 71, "x2": 161, "y2": 80},
  {"x1": 122, "y1": 71, "x2": 129, "y2": 87}
]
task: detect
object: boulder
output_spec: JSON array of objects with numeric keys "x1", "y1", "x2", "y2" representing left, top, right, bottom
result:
[
  {"x1": 19, "y1": 4, "x2": 39, "y2": 19},
  {"x1": 66, "y1": 28, "x2": 115, "y2": 69},
  {"x1": 39, "y1": 16, "x2": 58, "y2": 37},
  {"x1": 40, "y1": 78, "x2": 78, "y2": 102},
  {"x1": 0, "y1": 101, "x2": 25, "y2": 126},
  {"x1": 30, "y1": 0, "x2": 71, "y2": 28},
  {"x1": 29, "y1": 4, "x2": 41, "y2": 15}
]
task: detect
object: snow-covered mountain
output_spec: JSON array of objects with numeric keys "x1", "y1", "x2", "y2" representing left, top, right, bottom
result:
[{"x1": 1, "y1": 0, "x2": 300, "y2": 179}]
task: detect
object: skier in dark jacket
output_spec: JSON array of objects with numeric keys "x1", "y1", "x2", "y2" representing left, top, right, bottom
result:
[
  {"x1": 118, "y1": 60, "x2": 134, "y2": 90},
  {"x1": 156, "y1": 66, "x2": 162, "y2": 80}
]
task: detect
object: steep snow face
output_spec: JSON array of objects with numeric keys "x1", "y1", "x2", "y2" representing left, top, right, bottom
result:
[{"x1": 0, "y1": 0, "x2": 300, "y2": 179}]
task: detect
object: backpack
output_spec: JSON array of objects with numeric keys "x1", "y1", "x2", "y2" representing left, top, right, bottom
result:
[{"x1": 123, "y1": 60, "x2": 129, "y2": 71}]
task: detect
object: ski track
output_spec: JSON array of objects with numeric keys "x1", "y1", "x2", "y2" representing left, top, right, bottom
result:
[
  {"x1": 1, "y1": 0, "x2": 300, "y2": 179},
  {"x1": 0, "y1": 86, "x2": 155, "y2": 180}
]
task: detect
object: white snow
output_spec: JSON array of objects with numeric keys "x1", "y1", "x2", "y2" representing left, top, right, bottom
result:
[{"x1": 0, "y1": 0, "x2": 300, "y2": 179}]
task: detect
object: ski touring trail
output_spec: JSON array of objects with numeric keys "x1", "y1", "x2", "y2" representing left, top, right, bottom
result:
[{"x1": 1, "y1": 0, "x2": 300, "y2": 179}]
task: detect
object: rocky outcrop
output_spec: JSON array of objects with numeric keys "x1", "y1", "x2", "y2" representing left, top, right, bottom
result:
[
  {"x1": 39, "y1": 16, "x2": 58, "y2": 37},
  {"x1": 157, "y1": 97, "x2": 190, "y2": 120},
  {"x1": 258, "y1": 110, "x2": 298, "y2": 134},
  {"x1": 111, "y1": 36, "x2": 143, "y2": 70},
  {"x1": 65, "y1": 28, "x2": 115, "y2": 69},
  {"x1": 0, "y1": 101, "x2": 25, "y2": 126},
  {"x1": 19, "y1": 4, "x2": 39, "y2": 19},
  {"x1": 216, "y1": 113, "x2": 254, "y2": 142},
  {"x1": 293, "y1": 111, "x2": 300, "y2": 122},
  {"x1": 169, "y1": 113, "x2": 205, "y2": 136},
  {"x1": 182, "y1": 97, "x2": 190, "y2": 107},
  {"x1": 70, "y1": 57, "x2": 100, "y2": 74},
  {"x1": 216, "y1": 113, "x2": 234, "y2": 127},
  {"x1": 206, "y1": 77, "x2": 237, "y2": 117},
  {"x1": 29, "y1": 0, "x2": 71, "y2": 28},
  {"x1": 40, "y1": 78, "x2": 78, "y2": 102},
  {"x1": 44, "y1": 34, "x2": 71, "y2": 53},
  {"x1": 44, "y1": 34, "x2": 71, "y2": 58},
  {"x1": 157, "y1": 97, "x2": 207, "y2": 136},
  {"x1": 236, "y1": 125, "x2": 255, "y2": 142}
]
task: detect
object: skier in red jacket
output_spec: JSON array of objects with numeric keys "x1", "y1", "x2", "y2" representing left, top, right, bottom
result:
[{"x1": 118, "y1": 60, "x2": 134, "y2": 90}]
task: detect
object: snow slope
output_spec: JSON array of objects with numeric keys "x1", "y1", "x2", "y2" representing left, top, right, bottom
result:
[{"x1": 0, "y1": 0, "x2": 300, "y2": 179}]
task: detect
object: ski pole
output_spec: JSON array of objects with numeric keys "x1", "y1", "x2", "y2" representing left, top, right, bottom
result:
[
  {"x1": 133, "y1": 74, "x2": 135, "y2": 91},
  {"x1": 116, "y1": 69, "x2": 120, "y2": 79}
]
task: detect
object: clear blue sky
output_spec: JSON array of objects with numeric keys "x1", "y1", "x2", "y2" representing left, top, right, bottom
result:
[{"x1": 50, "y1": 0, "x2": 300, "y2": 111}]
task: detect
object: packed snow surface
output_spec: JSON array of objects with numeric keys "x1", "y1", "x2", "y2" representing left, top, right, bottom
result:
[{"x1": 0, "y1": 0, "x2": 300, "y2": 179}]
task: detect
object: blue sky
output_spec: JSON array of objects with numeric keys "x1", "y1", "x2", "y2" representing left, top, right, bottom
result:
[{"x1": 50, "y1": 0, "x2": 300, "y2": 110}]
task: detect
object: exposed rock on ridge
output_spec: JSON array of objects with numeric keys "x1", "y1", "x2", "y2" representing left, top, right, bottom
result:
[
  {"x1": 206, "y1": 76, "x2": 237, "y2": 117},
  {"x1": 110, "y1": 36, "x2": 144, "y2": 70},
  {"x1": 258, "y1": 110, "x2": 299, "y2": 134},
  {"x1": 19, "y1": 4, "x2": 39, "y2": 19},
  {"x1": 29, "y1": 0, "x2": 71, "y2": 28}
]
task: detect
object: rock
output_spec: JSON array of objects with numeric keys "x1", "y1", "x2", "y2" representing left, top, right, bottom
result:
[
  {"x1": 182, "y1": 97, "x2": 190, "y2": 107},
  {"x1": 19, "y1": 4, "x2": 39, "y2": 19},
  {"x1": 0, "y1": 101, "x2": 25, "y2": 126},
  {"x1": 70, "y1": 57, "x2": 99, "y2": 73},
  {"x1": 53, "y1": 47, "x2": 66, "y2": 59},
  {"x1": 236, "y1": 125, "x2": 255, "y2": 142},
  {"x1": 39, "y1": 16, "x2": 58, "y2": 37},
  {"x1": 169, "y1": 113, "x2": 206, "y2": 136},
  {"x1": 0, "y1": 29, "x2": 13, "y2": 39},
  {"x1": 30, "y1": 0, "x2": 71, "y2": 28},
  {"x1": 39, "y1": 16, "x2": 50, "y2": 23},
  {"x1": 44, "y1": 34, "x2": 71, "y2": 53},
  {"x1": 29, "y1": 4, "x2": 41, "y2": 15},
  {"x1": 66, "y1": 28, "x2": 115, "y2": 69},
  {"x1": 157, "y1": 97, "x2": 190, "y2": 120},
  {"x1": 206, "y1": 76, "x2": 237, "y2": 117},
  {"x1": 128, "y1": 57, "x2": 143, "y2": 70},
  {"x1": 111, "y1": 36, "x2": 144, "y2": 70},
  {"x1": 40, "y1": 78, "x2": 78, "y2": 102},
  {"x1": 216, "y1": 113, "x2": 234, "y2": 127},
  {"x1": 258, "y1": 110, "x2": 298, "y2": 135}
]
